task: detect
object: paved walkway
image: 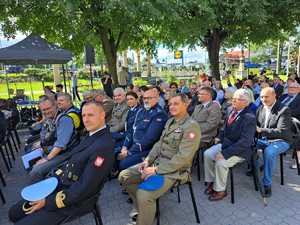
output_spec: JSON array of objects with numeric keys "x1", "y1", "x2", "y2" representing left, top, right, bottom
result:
[{"x1": 0, "y1": 134, "x2": 300, "y2": 225}]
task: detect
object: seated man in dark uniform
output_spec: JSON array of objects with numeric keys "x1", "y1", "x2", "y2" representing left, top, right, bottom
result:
[
  {"x1": 9, "y1": 101, "x2": 115, "y2": 225},
  {"x1": 116, "y1": 87, "x2": 168, "y2": 171}
]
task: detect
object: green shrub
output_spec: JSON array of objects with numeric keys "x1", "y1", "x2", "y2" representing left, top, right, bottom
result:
[{"x1": 24, "y1": 68, "x2": 52, "y2": 82}]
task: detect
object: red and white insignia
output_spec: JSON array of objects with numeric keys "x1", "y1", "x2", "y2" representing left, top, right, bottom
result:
[
  {"x1": 94, "y1": 156, "x2": 104, "y2": 167},
  {"x1": 188, "y1": 132, "x2": 196, "y2": 139}
]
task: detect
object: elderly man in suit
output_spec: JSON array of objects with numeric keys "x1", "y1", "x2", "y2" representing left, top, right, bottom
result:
[
  {"x1": 204, "y1": 89, "x2": 256, "y2": 201},
  {"x1": 256, "y1": 87, "x2": 292, "y2": 197},
  {"x1": 192, "y1": 86, "x2": 222, "y2": 148}
]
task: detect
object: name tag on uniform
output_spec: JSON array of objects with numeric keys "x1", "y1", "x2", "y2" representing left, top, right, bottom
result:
[
  {"x1": 175, "y1": 128, "x2": 182, "y2": 133},
  {"x1": 143, "y1": 119, "x2": 150, "y2": 122}
]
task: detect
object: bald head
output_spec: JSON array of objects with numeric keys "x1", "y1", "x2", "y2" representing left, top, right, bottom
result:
[{"x1": 260, "y1": 87, "x2": 276, "y2": 107}]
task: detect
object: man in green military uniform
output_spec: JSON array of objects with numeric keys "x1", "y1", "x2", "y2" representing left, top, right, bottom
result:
[{"x1": 119, "y1": 93, "x2": 201, "y2": 225}]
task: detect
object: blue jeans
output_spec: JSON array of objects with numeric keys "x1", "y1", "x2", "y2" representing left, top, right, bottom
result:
[{"x1": 257, "y1": 140, "x2": 290, "y2": 186}]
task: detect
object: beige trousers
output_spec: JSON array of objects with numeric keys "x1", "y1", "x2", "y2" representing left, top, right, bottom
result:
[
  {"x1": 204, "y1": 144, "x2": 245, "y2": 191},
  {"x1": 118, "y1": 164, "x2": 176, "y2": 225}
]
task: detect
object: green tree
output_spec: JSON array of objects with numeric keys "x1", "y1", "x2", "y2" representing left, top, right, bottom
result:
[
  {"x1": 157, "y1": 0, "x2": 300, "y2": 79},
  {"x1": 2, "y1": 0, "x2": 159, "y2": 85}
]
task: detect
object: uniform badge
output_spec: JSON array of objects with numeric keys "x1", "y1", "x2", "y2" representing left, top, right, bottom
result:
[
  {"x1": 94, "y1": 156, "x2": 104, "y2": 167},
  {"x1": 188, "y1": 132, "x2": 196, "y2": 139},
  {"x1": 175, "y1": 128, "x2": 182, "y2": 133}
]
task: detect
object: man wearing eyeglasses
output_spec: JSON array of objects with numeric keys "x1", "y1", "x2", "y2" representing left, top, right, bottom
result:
[
  {"x1": 204, "y1": 89, "x2": 256, "y2": 201},
  {"x1": 117, "y1": 87, "x2": 168, "y2": 171},
  {"x1": 192, "y1": 86, "x2": 222, "y2": 148}
]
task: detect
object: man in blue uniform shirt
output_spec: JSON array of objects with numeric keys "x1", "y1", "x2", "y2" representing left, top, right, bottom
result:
[
  {"x1": 29, "y1": 94, "x2": 81, "y2": 182},
  {"x1": 117, "y1": 87, "x2": 168, "y2": 170}
]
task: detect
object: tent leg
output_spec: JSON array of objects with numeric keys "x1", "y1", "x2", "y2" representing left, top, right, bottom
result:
[{"x1": 62, "y1": 64, "x2": 67, "y2": 94}]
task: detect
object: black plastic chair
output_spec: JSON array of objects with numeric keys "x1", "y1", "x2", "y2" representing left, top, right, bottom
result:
[
  {"x1": 291, "y1": 117, "x2": 300, "y2": 175},
  {"x1": 0, "y1": 186, "x2": 5, "y2": 204},
  {"x1": 194, "y1": 140, "x2": 214, "y2": 181},
  {"x1": 156, "y1": 180, "x2": 200, "y2": 225},
  {"x1": 58, "y1": 198, "x2": 103, "y2": 225},
  {"x1": 229, "y1": 150, "x2": 259, "y2": 204}
]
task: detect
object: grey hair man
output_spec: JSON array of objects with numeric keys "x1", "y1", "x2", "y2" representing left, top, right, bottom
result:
[{"x1": 203, "y1": 88, "x2": 256, "y2": 201}]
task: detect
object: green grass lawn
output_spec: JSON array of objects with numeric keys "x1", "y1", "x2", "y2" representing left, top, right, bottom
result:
[{"x1": 0, "y1": 79, "x2": 102, "y2": 100}]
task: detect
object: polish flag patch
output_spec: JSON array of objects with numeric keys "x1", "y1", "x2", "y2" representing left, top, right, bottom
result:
[
  {"x1": 188, "y1": 132, "x2": 196, "y2": 139},
  {"x1": 94, "y1": 156, "x2": 104, "y2": 167}
]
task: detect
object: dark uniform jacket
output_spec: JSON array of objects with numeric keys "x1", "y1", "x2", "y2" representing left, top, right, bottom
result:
[
  {"x1": 44, "y1": 127, "x2": 114, "y2": 213},
  {"x1": 220, "y1": 106, "x2": 256, "y2": 161},
  {"x1": 256, "y1": 101, "x2": 292, "y2": 143},
  {"x1": 112, "y1": 105, "x2": 141, "y2": 141},
  {"x1": 123, "y1": 104, "x2": 168, "y2": 154},
  {"x1": 279, "y1": 93, "x2": 300, "y2": 120}
]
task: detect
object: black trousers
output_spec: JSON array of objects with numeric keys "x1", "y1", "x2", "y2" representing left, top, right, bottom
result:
[{"x1": 9, "y1": 200, "x2": 68, "y2": 225}]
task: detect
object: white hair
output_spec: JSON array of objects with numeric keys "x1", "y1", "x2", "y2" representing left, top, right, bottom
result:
[
  {"x1": 113, "y1": 87, "x2": 126, "y2": 95},
  {"x1": 234, "y1": 89, "x2": 252, "y2": 104}
]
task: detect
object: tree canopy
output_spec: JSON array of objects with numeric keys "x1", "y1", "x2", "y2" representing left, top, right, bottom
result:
[{"x1": 1, "y1": 0, "x2": 300, "y2": 81}]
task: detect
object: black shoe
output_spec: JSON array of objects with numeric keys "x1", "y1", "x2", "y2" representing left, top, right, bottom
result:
[
  {"x1": 122, "y1": 189, "x2": 129, "y2": 195},
  {"x1": 246, "y1": 169, "x2": 253, "y2": 177},
  {"x1": 127, "y1": 197, "x2": 133, "y2": 204},
  {"x1": 264, "y1": 186, "x2": 272, "y2": 198}
]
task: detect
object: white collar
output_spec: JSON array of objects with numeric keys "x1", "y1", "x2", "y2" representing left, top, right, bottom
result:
[
  {"x1": 264, "y1": 101, "x2": 276, "y2": 111},
  {"x1": 89, "y1": 125, "x2": 107, "y2": 136}
]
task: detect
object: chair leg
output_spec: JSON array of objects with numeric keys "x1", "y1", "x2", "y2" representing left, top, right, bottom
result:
[
  {"x1": 177, "y1": 186, "x2": 181, "y2": 203},
  {"x1": 156, "y1": 199, "x2": 160, "y2": 225},
  {"x1": 10, "y1": 132, "x2": 19, "y2": 153},
  {"x1": 196, "y1": 152, "x2": 201, "y2": 181},
  {"x1": 0, "y1": 169, "x2": 6, "y2": 186},
  {"x1": 280, "y1": 154, "x2": 284, "y2": 185},
  {"x1": 0, "y1": 187, "x2": 5, "y2": 204},
  {"x1": 295, "y1": 150, "x2": 300, "y2": 176},
  {"x1": 93, "y1": 204, "x2": 103, "y2": 225},
  {"x1": 4, "y1": 144, "x2": 12, "y2": 168},
  {"x1": 230, "y1": 168, "x2": 234, "y2": 204},
  {"x1": 0, "y1": 146, "x2": 10, "y2": 172},
  {"x1": 7, "y1": 138, "x2": 16, "y2": 161},
  {"x1": 13, "y1": 129, "x2": 21, "y2": 147},
  {"x1": 11, "y1": 131, "x2": 20, "y2": 152},
  {"x1": 251, "y1": 154, "x2": 259, "y2": 191},
  {"x1": 188, "y1": 182, "x2": 200, "y2": 223}
]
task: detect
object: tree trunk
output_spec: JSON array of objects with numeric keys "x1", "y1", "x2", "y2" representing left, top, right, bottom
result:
[
  {"x1": 99, "y1": 30, "x2": 119, "y2": 86},
  {"x1": 136, "y1": 49, "x2": 141, "y2": 72},
  {"x1": 146, "y1": 51, "x2": 152, "y2": 77},
  {"x1": 205, "y1": 29, "x2": 224, "y2": 80}
]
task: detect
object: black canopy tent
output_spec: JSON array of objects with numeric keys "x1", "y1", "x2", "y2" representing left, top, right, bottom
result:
[{"x1": 0, "y1": 34, "x2": 73, "y2": 99}]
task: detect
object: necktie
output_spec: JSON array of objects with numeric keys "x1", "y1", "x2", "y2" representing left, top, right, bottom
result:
[{"x1": 227, "y1": 110, "x2": 238, "y2": 125}]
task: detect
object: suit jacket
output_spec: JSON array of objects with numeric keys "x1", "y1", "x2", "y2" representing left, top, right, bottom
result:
[
  {"x1": 274, "y1": 83, "x2": 284, "y2": 98},
  {"x1": 279, "y1": 93, "x2": 300, "y2": 120},
  {"x1": 256, "y1": 101, "x2": 292, "y2": 143},
  {"x1": 191, "y1": 101, "x2": 222, "y2": 143},
  {"x1": 45, "y1": 127, "x2": 115, "y2": 214},
  {"x1": 220, "y1": 106, "x2": 256, "y2": 161}
]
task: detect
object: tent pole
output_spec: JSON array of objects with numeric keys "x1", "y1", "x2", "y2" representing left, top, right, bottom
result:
[
  {"x1": 89, "y1": 63, "x2": 93, "y2": 88},
  {"x1": 62, "y1": 64, "x2": 67, "y2": 93},
  {"x1": 29, "y1": 75, "x2": 34, "y2": 101},
  {"x1": 4, "y1": 65, "x2": 10, "y2": 99}
]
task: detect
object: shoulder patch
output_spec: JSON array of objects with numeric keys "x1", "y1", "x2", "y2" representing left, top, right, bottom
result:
[
  {"x1": 188, "y1": 132, "x2": 196, "y2": 139},
  {"x1": 94, "y1": 156, "x2": 104, "y2": 167}
]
